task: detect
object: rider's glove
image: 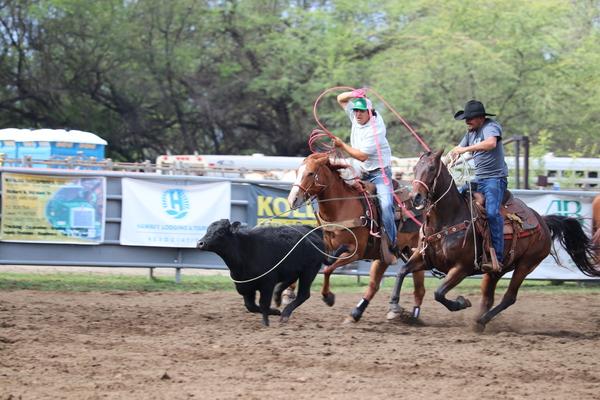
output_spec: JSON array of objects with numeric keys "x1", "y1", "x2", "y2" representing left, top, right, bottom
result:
[{"x1": 350, "y1": 88, "x2": 367, "y2": 98}]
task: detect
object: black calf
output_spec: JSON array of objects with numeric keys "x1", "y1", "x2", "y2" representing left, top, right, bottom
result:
[{"x1": 197, "y1": 219, "x2": 325, "y2": 325}]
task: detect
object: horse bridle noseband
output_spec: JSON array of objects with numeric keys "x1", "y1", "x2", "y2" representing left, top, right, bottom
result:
[{"x1": 293, "y1": 165, "x2": 328, "y2": 200}]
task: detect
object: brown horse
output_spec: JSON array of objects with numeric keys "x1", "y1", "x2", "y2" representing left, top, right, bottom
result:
[
  {"x1": 288, "y1": 152, "x2": 425, "y2": 322},
  {"x1": 388, "y1": 150, "x2": 600, "y2": 330}
]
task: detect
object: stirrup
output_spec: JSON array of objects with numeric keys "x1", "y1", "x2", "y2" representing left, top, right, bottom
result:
[
  {"x1": 482, "y1": 248, "x2": 503, "y2": 273},
  {"x1": 481, "y1": 261, "x2": 503, "y2": 273}
]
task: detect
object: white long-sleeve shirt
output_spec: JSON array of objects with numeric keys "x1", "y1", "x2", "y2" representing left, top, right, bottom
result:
[{"x1": 345, "y1": 103, "x2": 391, "y2": 172}]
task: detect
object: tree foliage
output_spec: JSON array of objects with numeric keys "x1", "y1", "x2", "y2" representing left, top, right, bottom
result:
[{"x1": 0, "y1": 0, "x2": 598, "y2": 160}]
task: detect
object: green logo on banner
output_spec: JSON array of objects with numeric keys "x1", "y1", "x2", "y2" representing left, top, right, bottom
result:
[{"x1": 545, "y1": 199, "x2": 582, "y2": 218}]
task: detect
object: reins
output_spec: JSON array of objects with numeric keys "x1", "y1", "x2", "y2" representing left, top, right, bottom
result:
[
  {"x1": 418, "y1": 155, "x2": 481, "y2": 269},
  {"x1": 293, "y1": 160, "x2": 411, "y2": 237}
]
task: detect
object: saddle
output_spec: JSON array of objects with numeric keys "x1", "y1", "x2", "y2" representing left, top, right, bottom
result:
[
  {"x1": 356, "y1": 179, "x2": 415, "y2": 223},
  {"x1": 472, "y1": 189, "x2": 540, "y2": 267},
  {"x1": 355, "y1": 179, "x2": 418, "y2": 263},
  {"x1": 472, "y1": 190, "x2": 539, "y2": 237}
]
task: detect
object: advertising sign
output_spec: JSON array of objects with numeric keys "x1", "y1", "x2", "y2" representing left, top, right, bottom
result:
[
  {"x1": 120, "y1": 179, "x2": 231, "y2": 247},
  {"x1": 1, "y1": 173, "x2": 106, "y2": 244},
  {"x1": 517, "y1": 191, "x2": 595, "y2": 279},
  {"x1": 247, "y1": 185, "x2": 317, "y2": 226}
]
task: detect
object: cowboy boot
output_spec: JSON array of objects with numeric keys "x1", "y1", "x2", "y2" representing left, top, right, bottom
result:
[{"x1": 380, "y1": 234, "x2": 398, "y2": 265}]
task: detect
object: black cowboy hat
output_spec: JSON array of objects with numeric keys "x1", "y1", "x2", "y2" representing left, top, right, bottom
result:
[{"x1": 454, "y1": 100, "x2": 496, "y2": 120}]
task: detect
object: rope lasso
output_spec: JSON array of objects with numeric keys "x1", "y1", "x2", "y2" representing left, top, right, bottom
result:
[
  {"x1": 228, "y1": 223, "x2": 359, "y2": 284},
  {"x1": 447, "y1": 154, "x2": 480, "y2": 269},
  {"x1": 310, "y1": 86, "x2": 427, "y2": 226}
]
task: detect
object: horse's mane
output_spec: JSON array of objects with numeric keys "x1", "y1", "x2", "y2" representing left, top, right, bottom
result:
[
  {"x1": 327, "y1": 157, "x2": 361, "y2": 185},
  {"x1": 306, "y1": 153, "x2": 361, "y2": 187}
]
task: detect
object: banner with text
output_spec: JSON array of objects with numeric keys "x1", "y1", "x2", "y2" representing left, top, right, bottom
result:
[
  {"x1": 248, "y1": 185, "x2": 317, "y2": 226},
  {"x1": 517, "y1": 191, "x2": 596, "y2": 280},
  {"x1": 120, "y1": 179, "x2": 230, "y2": 247},
  {"x1": 1, "y1": 173, "x2": 106, "y2": 244}
]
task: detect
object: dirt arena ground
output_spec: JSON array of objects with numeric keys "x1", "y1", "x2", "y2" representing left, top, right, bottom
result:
[{"x1": 0, "y1": 286, "x2": 599, "y2": 400}]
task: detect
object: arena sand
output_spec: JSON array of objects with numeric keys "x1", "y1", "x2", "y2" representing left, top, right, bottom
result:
[{"x1": 0, "y1": 287, "x2": 599, "y2": 399}]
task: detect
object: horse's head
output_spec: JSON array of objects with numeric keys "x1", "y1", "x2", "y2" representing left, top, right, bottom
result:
[
  {"x1": 288, "y1": 153, "x2": 331, "y2": 209},
  {"x1": 411, "y1": 149, "x2": 445, "y2": 210}
]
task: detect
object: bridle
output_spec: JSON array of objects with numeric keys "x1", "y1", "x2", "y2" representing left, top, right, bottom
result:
[
  {"x1": 412, "y1": 156, "x2": 453, "y2": 210},
  {"x1": 292, "y1": 165, "x2": 328, "y2": 201},
  {"x1": 413, "y1": 153, "x2": 481, "y2": 267}
]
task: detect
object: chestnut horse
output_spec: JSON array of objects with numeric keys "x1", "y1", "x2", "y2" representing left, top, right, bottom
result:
[
  {"x1": 388, "y1": 150, "x2": 600, "y2": 330},
  {"x1": 288, "y1": 153, "x2": 425, "y2": 322}
]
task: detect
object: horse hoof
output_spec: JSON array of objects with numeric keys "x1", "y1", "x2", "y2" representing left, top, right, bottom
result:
[
  {"x1": 322, "y1": 293, "x2": 335, "y2": 307},
  {"x1": 388, "y1": 308, "x2": 423, "y2": 325},
  {"x1": 386, "y1": 310, "x2": 402, "y2": 321},
  {"x1": 350, "y1": 308, "x2": 362, "y2": 322},
  {"x1": 342, "y1": 315, "x2": 358, "y2": 325},
  {"x1": 473, "y1": 321, "x2": 486, "y2": 333},
  {"x1": 386, "y1": 304, "x2": 405, "y2": 321},
  {"x1": 457, "y1": 296, "x2": 472, "y2": 309},
  {"x1": 280, "y1": 316, "x2": 289, "y2": 324}
]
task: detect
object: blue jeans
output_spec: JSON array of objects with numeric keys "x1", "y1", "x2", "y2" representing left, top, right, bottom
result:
[
  {"x1": 364, "y1": 167, "x2": 396, "y2": 245},
  {"x1": 476, "y1": 177, "x2": 508, "y2": 263}
]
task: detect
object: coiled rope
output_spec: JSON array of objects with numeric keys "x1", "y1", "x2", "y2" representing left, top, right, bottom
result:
[{"x1": 310, "y1": 86, "x2": 429, "y2": 226}]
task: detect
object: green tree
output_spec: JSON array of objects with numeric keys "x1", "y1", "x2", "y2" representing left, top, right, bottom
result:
[{"x1": 0, "y1": 0, "x2": 598, "y2": 160}]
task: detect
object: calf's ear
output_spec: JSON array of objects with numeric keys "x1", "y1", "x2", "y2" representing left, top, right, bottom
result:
[{"x1": 231, "y1": 221, "x2": 242, "y2": 233}]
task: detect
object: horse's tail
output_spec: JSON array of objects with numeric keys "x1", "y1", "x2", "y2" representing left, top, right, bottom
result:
[{"x1": 544, "y1": 215, "x2": 600, "y2": 276}]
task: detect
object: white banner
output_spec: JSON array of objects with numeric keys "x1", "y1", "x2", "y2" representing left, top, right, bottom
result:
[
  {"x1": 510, "y1": 190, "x2": 597, "y2": 280},
  {"x1": 120, "y1": 179, "x2": 231, "y2": 247}
]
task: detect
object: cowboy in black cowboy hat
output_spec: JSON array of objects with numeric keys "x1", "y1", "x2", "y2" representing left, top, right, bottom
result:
[
  {"x1": 453, "y1": 99, "x2": 496, "y2": 121},
  {"x1": 448, "y1": 100, "x2": 509, "y2": 273}
]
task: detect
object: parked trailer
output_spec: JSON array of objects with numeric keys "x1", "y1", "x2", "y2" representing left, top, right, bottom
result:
[{"x1": 0, "y1": 128, "x2": 107, "y2": 163}]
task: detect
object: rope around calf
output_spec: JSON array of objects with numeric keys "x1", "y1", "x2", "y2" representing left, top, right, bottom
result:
[{"x1": 228, "y1": 222, "x2": 359, "y2": 284}]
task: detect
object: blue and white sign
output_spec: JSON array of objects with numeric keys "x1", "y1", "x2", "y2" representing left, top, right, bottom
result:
[
  {"x1": 120, "y1": 179, "x2": 231, "y2": 247},
  {"x1": 161, "y1": 189, "x2": 190, "y2": 219}
]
